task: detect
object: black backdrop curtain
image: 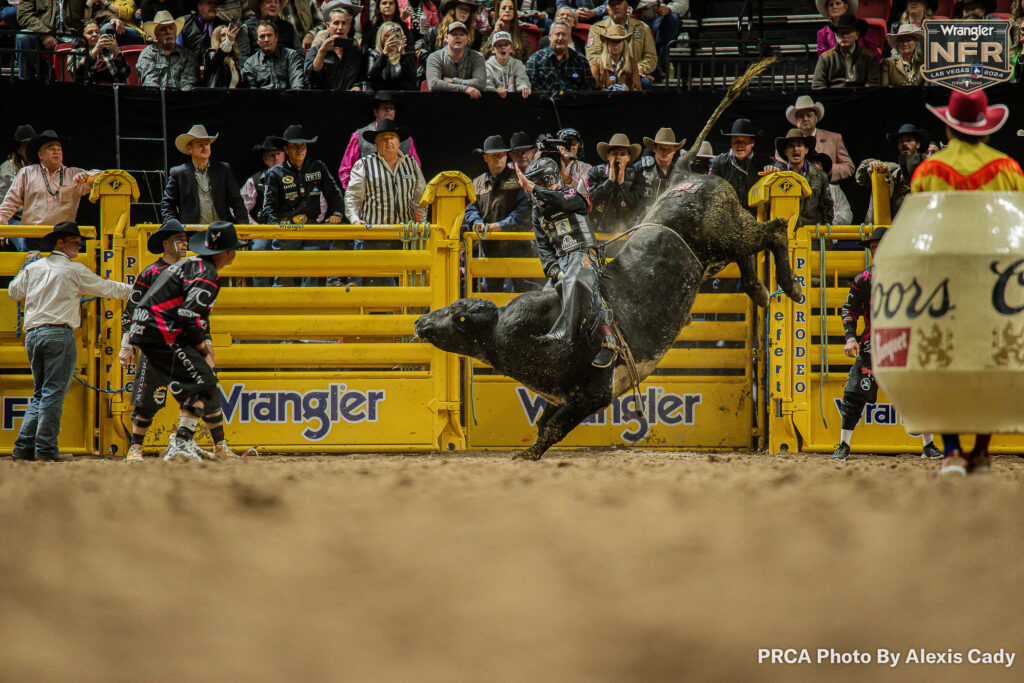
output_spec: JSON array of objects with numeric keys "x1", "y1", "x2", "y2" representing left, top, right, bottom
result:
[{"x1": 4, "y1": 81, "x2": 1024, "y2": 226}]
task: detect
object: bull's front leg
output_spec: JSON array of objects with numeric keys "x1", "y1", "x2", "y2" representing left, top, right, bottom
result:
[
  {"x1": 513, "y1": 392, "x2": 608, "y2": 461},
  {"x1": 766, "y1": 218, "x2": 803, "y2": 302},
  {"x1": 738, "y1": 254, "x2": 769, "y2": 308}
]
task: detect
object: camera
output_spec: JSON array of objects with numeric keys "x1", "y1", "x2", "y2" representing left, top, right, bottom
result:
[{"x1": 535, "y1": 132, "x2": 572, "y2": 163}]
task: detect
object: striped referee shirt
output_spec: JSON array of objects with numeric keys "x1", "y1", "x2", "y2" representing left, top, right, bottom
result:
[{"x1": 345, "y1": 153, "x2": 426, "y2": 224}]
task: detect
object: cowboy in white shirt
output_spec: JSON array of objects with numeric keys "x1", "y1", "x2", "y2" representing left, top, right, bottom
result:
[{"x1": 7, "y1": 222, "x2": 130, "y2": 462}]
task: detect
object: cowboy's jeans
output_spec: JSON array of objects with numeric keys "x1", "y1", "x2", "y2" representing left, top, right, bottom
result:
[
  {"x1": 14, "y1": 326, "x2": 77, "y2": 459},
  {"x1": 15, "y1": 32, "x2": 44, "y2": 81},
  {"x1": 271, "y1": 239, "x2": 331, "y2": 287},
  {"x1": 250, "y1": 238, "x2": 274, "y2": 287}
]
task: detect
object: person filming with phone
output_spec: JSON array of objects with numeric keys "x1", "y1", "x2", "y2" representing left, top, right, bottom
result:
[{"x1": 307, "y1": 6, "x2": 367, "y2": 90}]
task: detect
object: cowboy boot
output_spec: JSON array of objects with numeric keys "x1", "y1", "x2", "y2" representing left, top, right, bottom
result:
[{"x1": 592, "y1": 324, "x2": 620, "y2": 368}]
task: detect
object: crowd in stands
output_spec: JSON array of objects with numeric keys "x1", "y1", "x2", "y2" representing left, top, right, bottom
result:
[{"x1": 1, "y1": 86, "x2": 948, "y2": 291}]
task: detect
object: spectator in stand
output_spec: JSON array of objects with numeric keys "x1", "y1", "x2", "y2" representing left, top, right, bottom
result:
[
  {"x1": 405, "y1": 0, "x2": 441, "y2": 37},
  {"x1": 485, "y1": 30, "x2": 531, "y2": 96},
  {"x1": 242, "y1": 19, "x2": 305, "y2": 89},
  {"x1": 307, "y1": 6, "x2": 367, "y2": 90},
  {"x1": 483, "y1": 0, "x2": 531, "y2": 61},
  {"x1": 246, "y1": 0, "x2": 297, "y2": 54},
  {"x1": 808, "y1": 153, "x2": 851, "y2": 224},
  {"x1": 557, "y1": 0, "x2": 605, "y2": 24},
  {"x1": 363, "y1": 0, "x2": 412, "y2": 53},
  {"x1": 812, "y1": 14, "x2": 881, "y2": 88},
  {"x1": 344, "y1": 119, "x2": 426, "y2": 286},
  {"x1": 137, "y1": 11, "x2": 197, "y2": 88},
  {"x1": 589, "y1": 24, "x2": 642, "y2": 90},
  {"x1": 2, "y1": 0, "x2": 20, "y2": 31},
  {"x1": 786, "y1": 95, "x2": 854, "y2": 182},
  {"x1": 555, "y1": 127, "x2": 590, "y2": 188},
  {"x1": 16, "y1": 0, "x2": 114, "y2": 81},
  {"x1": 881, "y1": 23, "x2": 924, "y2": 86},
  {"x1": 279, "y1": 0, "x2": 324, "y2": 50},
  {"x1": 890, "y1": 0, "x2": 934, "y2": 31},
  {"x1": 137, "y1": 0, "x2": 189, "y2": 22},
  {"x1": 419, "y1": 0, "x2": 482, "y2": 59},
  {"x1": 1011, "y1": 1, "x2": 1024, "y2": 80},
  {"x1": 584, "y1": 133, "x2": 644, "y2": 234},
  {"x1": 338, "y1": 94, "x2": 420, "y2": 189},
  {"x1": 710, "y1": 118, "x2": 771, "y2": 215},
  {"x1": 770, "y1": 129, "x2": 834, "y2": 227},
  {"x1": 635, "y1": 127, "x2": 685, "y2": 214},
  {"x1": 956, "y1": 0, "x2": 997, "y2": 19},
  {"x1": 855, "y1": 122, "x2": 926, "y2": 221},
  {"x1": 179, "y1": 0, "x2": 229, "y2": 78},
  {"x1": 242, "y1": 136, "x2": 285, "y2": 286},
  {"x1": 0, "y1": 125, "x2": 35, "y2": 252},
  {"x1": 526, "y1": 20, "x2": 593, "y2": 91},
  {"x1": 508, "y1": 131, "x2": 536, "y2": 171},
  {"x1": 204, "y1": 23, "x2": 244, "y2": 86},
  {"x1": 262, "y1": 124, "x2": 345, "y2": 287},
  {"x1": 161, "y1": 125, "x2": 247, "y2": 225},
  {"x1": 0, "y1": 130, "x2": 101, "y2": 234},
  {"x1": 520, "y1": 0, "x2": 556, "y2": 30},
  {"x1": 629, "y1": 0, "x2": 686, "y2": 81},
  {"x1": 90, "y1": 0, "x2": 147, "y2": 46},
  {"x1": 69, "y1": 18, "x2": 132, "y2": 83},
  {"x1": 368, "y1": 20, "x2": 418, "y2": 90},
  {"x1": 426, "y1": 20, "x2": 486, "y2": 96},
  {"x1": 538, "y1": 6, "x2": 585, "y2": 51},
  {"x1": 585, "y1": 0, "x2": 657, "y2": 85},
  {"x1": 463, "y1": 135, "x2": 532, "y2": 292},
  {"x1": 816, "y1": 0, "x2": 881, "y2": 62}
]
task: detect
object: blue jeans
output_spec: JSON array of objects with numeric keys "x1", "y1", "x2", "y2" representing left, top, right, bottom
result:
[
  {"x1": 250, "y1": 238, "x2": 275, "y2": 287},
  {"x1": 100, "y1": 23, "x2": 147, "y2": 46},
  {"x1": 15, "y1": 31, "x2": 45, "y2": 81},
  {"x1": 0, "y1": 6, "x2": 18, "y2": 29},
  {"x1": 645, "y1": 12, "x2": 681, "y2": 75},
  {"x1": 14, "y1": 326, "x2": 77, "y2": 459},
  {"x1": 327, "y1": 240, "x2": 364, "y2": 287},
  {"x1": 271, "y1": 239, "x2": 331, "y2": 287}
]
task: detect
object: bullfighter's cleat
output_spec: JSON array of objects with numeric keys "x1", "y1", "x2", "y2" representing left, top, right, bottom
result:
[
  {"x1": 921, "y1": 442, "x2": 943, "y2": 459},
  {"x1": 212, "y1": 440, "x2": 240, "y2": 459},
  {"x1": 939, "y1": 449, "x2": 967, "y2": 476},
  {"x1": 126, "y1": 444, "x2": 144, "y2": 462},
  {"x1": 164, "y1": 436, "x2": 202, "y2": 463},
  {"x1": 830, "y1": 442, "x2": 850, "y2": 461}
]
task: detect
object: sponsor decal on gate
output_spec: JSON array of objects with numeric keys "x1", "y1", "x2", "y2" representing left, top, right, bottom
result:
[
  {"x1": 515, "y1": 386, "x2": 702, "y2": 444},
  {"x1": 874, "y1": 328, "x2": 911, "y2": 368},
  {"x1": 220, "y1": 383, "x2": 386, "y2": 441}
]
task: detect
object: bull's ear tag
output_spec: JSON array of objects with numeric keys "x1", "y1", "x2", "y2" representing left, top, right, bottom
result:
[{"x1": 459, "y1": 316, "x2": 466, "y2": 322}]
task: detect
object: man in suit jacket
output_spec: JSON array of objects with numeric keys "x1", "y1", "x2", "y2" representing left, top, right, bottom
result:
[
  {"x1": 785, "y1": 95, "x2": 855, "y2": 183},
  {"x1": 161, "y1": 124, "x2": 247, "y2": 224}
]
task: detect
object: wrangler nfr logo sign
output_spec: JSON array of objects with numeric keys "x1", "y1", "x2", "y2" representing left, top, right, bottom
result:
[{"x1": 923, "y1": 20, "x2": 1011, "y2": 93}]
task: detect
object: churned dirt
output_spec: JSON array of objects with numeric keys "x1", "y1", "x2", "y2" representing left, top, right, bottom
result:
[{"x1": 1, "y1": 451, "x2": 1023, "y2": 682}]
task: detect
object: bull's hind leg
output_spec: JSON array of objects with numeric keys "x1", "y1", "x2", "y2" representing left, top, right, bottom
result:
[{"x1": 513, "y1": 393, "x2": 609, "y2": 461}]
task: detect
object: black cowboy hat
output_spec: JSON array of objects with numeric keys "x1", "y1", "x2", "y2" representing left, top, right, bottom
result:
[
  {"x1": 9, "y1": 124, "x2": 36, "y2": 145},
  {"x1": 370, "y1": 91, "x2": 403, "y2": 113},
  {"x1": 440, "y1": 0, "x2": 481, "y2": 16},
  {"x1": 271, "y1": 124, "x2": 318, "y2": 146},
  {"x1": 829, "y1": 13, "x2": 868, "y2": 35},
  {"x1": 147, "y1": 219, "x2": 187, "y2": 255},
  {"x1": 40, "y1": 221, "x2": 88, "y2": 252},
  {"x1": 886, "y1": 123, "x2": 930, "y2": 149},
  {"x1": 956, "y1": 0, "x2": 996, "y2": 14},
  {"x1": 473, "y1": 135, "x2": 511, "y2": 154},
  {"x1": 251, "y1": 135, "x2": 285, "y2": 156},
  {"x1": 807, "y1": 151, "x2": 833, "y2": 176},
  {"x1": 721, "y1": 118, "x2": 759, "y2": 137},
  {"x1": 858, "y1": 226, "x2": 888, "y2": 248},
  {"x1": 27, "y1": 129, "x2": 66, "y2": 161},
  {"x1": 509, "y1": 131, "x2": 533, "y2": 150},
  {"x1": 188, "y1": 221, "x2": 248, "y2": 255},
  {"x1": 361, "y1": 118, "x2": 410, "y2": 144}
]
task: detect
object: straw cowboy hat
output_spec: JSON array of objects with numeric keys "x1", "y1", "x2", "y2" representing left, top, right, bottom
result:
[
  {"x1": 188, "y1": 221, "x2": 248, "y2": 255},
  {"x1": 599, "y1": 24, "x2": 631, "y2": 43},
  {"x1": 642, "y1": 127, "x2": 686, "y2": 150},
  {"x1": 174, "y1": 124, "x2": 219, "y2": 155},
  {"x1": 40, "y1": 222, "x2": 89, "y2": 252},
  {"x1": 785, "y1": 95, "x2": 825, "y2": 126},
  {"x1": 926, "y1": 90, "x2": 1008, "y2": 137},
  {"x1": 142, "y1": 10, "x2": 186, "y2": 40},
  {"x1": 774, "y1": 128, "x2": 816, "y2": 158},
  {"x1": 886, "y1": 23, "x2": 923, "y2": 50},
  {"x1": 596, "y1": 133, "x2": 642, "y2": 162},
  {"x1": 696, "y1": 141, "x2": 714, "y2": 159},
  {"x1": 815, "y1": 0, "x2": 858, "y2": 17}
]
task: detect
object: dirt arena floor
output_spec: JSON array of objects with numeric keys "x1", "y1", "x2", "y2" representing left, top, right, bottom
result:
[{"x1": 2, "y1": 450, "x2": 1023, "y2": 682}]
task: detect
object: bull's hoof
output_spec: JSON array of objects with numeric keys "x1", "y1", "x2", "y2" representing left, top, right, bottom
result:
[
  {"x1": 788, "y1": 285, "x2": 805, "y2": 304},
  {"x1": 513, "y1": 450, "x2": 543, "y2": 461},
  {"x1": 753, "y1": 284, "x2": 769, "y2": 309}
]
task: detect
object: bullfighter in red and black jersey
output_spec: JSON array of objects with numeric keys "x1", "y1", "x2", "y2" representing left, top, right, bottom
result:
[
  {"x1": 129, "y1": 221, "x2": 246, "y2": 463},
  {"x1": 831, "y1": 227, "x2": 940, "y2": 461},
  {"x1": 516, "y1": 156, "x2": 620, "y2": 369}
]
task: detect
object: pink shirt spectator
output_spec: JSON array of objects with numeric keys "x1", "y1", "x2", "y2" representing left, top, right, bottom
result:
[
  {"x1": 0, "y1": 164, "x2": 97, "y2": 225},
  {"x1": 337, "y1": 122, "x2": 421, "y2": 189},
  {"x1": 816, "y1": 24, "x2": 882, "y2": 62}
]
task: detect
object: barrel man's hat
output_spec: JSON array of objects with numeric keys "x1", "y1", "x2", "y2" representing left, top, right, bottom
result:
[{"x1": 926, "y1": 90, "x2": 1008, "y2": 136}]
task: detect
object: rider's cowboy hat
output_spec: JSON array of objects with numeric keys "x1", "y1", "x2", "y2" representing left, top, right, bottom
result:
[
  {"x1": 473, "y1": 135, "x2": 511, "y2": 154},
  {"x1": 271, "y1": 124, "x2": 318, "y2": 146}
]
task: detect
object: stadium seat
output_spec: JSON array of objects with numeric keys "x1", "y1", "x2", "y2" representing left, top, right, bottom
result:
[
  {"x1": 855, "y1": 0, "x2": 891, "y2": 20},
  {"x1": 574, "y1": 23, "x2": 590, "y2": 47},
  {"x1": 420, "y1": 79, "x2": 430, "y2": 91},
  {"x1": 863, "y1": 18, "x2": 886, "y2": 54},
  {"x1": 52, "y1": 42, "x2": 74, "y2": 82},
  {"x1": 934, "y1": 0, "x2": 955, "y2": 15},
  {"x1": 120, "y1": 44, "x2": 145, "y2": 86},
  {"x1": 521, "y1": 23, "x2": 541, "y2": 54},
  {"x1": 996, "y1": 0, "x2": 1011, "y2": 12},
  {"x1": 993, "y1": 12, "x2": 1011, "y2": 19}
]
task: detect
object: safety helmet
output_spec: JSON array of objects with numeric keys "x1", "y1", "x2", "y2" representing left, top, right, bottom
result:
[
  {"x1": 557, "y1": 127, "x2": 584, "y2": 155},
  {"x1": 524, "y1": 157, "x2": 559, "y2": 185}
]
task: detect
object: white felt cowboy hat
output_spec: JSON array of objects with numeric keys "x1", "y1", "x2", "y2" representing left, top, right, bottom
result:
[
  {"x1": 786, "y1": 95, "x2": 826, "y2": 127},
  {"x1": 174, "y1": 124, "x2": 219, "y2": 155}
]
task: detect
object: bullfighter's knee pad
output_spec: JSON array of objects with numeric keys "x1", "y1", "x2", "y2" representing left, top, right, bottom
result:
[
  {"x1": 131, "y1": 407, "x2": 155, "y2": 428},
  {"x1": 839, "y1": 392, "x2": 867, "y2": 431}
]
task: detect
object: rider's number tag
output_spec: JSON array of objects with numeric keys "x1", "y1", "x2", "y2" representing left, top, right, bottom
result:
[{"x1": 554, "y1": 218, "x2": 572, "y2": 236}]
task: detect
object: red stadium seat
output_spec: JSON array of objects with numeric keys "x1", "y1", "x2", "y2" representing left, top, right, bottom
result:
[
  {"x1": 934, "y1": 0, "x2": 955, "y2": 16},
  {"x1": 120, "y1": 44, "x2": 146, "y2": 86},
  {"x1": 863, "y1": 17, "x2": 887, "y2": 53},
  {"x1": 993, "y1": 12, "x2": 1011, "y2": 19},
  {"x1": 996, "y1": 0, "x2": 1011, "y2": 12},
  {"x1": 855, "y1": 0, "x2": 891, "y2": 20},
  {"x1": 53, "y1": 42, "x2": 74, "y2": 83},
  {"x1": 420, "y1": 79, "x2": 430, "y2": 91},
  {"x1": 573, "y1": 23, "x2": 590, "y2": 48},
  {"x1": 521, "y1": 23, "x2": 541, "y2": 54}
]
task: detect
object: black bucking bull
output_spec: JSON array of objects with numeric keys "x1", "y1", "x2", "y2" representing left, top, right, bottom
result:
[{"x1": 415, "y1": 60, "x2": 803, "y2": 460}]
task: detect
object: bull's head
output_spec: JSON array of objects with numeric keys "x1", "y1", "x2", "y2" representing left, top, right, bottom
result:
[{"x1": 414, "y1": 298, "x2": 500, "y2": 362}]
